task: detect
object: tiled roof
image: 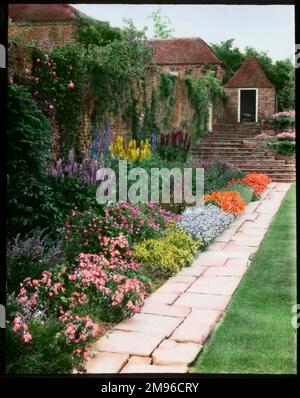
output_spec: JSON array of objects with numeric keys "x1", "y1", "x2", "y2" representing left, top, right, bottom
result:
[
  {"x1": 224, "y1": 57, "x2": 274, "y2": 88},
  {"x1": 9, "y1": 4, "x2": 78, "y2": 22},
  {"x1": 146, "y1": 37, "x2": 223, "y2": 65}
]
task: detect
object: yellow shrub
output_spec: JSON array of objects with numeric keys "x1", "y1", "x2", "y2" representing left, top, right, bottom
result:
[{"x1": 134, "y1": 226, "x2": 203, "y2": 275}]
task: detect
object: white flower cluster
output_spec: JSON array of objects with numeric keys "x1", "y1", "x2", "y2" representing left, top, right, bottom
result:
[{"x1": 177, "y1": 204, "x2": 234, "y2": 242}]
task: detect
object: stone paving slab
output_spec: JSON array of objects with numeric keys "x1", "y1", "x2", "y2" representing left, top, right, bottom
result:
[
  {"x1": 156, "y1": 282, "x2": 192, "y2": 294},
  {"x1": 168, "y1": 275, "x2": 197, "y2": 284},
  {"x1": 187, "y1": 275, "x2": 241, "y2": 295},
  {"x1": 140, "y1": 302, "x2": 191, "y2": 318},
  {"x1": 174, "y1": 292, "x2": 232, "y2": 311},
  {"x1": 120, "y1": 363, "x2": 188, "y2": 373},
  {"x1": 170, "y1": 309, "x2": 221, "y2": 344},
  {"x1": 85, "y1": 183, "x2": 291, "y2": 374},
  {"x1": 93, "y1": 330, "x2": 166, "y2": 356},
  {"x1": 144, "y1": 292, "x2": 179, "y2": 305},
  {"x1": 152, "y1": 339, "x2": 202, "y2": 366},
  {"x1": 85, "y1": 352, "x2": 129, "y2": 374},
  {"x1": 115, "y1": 313, "x2": 183, "y2": 337},
  {"x1": 204, "y1": 264, "x2": 247, "y2": 277}
]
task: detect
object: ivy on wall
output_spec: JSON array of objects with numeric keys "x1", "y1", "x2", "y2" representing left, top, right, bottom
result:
[
  {"x1": 158, "y1": 73, "x2": 176, "y2": 130},
  {"x1": 184, "y1": 72, "x2": 227, "y2": 138}
]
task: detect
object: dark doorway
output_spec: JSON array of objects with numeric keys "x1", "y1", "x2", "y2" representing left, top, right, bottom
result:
[{"x1": 240, "y1": 89, "x2": 256, "y2": 123}]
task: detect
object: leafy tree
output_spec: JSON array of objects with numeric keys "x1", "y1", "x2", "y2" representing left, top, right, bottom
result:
[
  {"x1": 149, "y1": 8, "x2": 175, "y2": 39},
  {"x1": 76, "y1": 14, "x2": 121, "y2": 47},
  {"x1": 211, "y1": 39, "x2": 245, "y2": 79}
]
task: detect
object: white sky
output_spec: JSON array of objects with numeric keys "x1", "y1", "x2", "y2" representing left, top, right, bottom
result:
[{"x1": 72, "y1": 4, "x2": 294, "y2": 61}]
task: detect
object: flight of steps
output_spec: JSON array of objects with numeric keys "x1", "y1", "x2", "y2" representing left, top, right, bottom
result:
[{"x1": 189, "y1": 123, "x2": 296, "y2": 182}]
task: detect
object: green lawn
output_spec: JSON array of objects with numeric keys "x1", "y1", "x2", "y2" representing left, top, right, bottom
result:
[{"x1": 191, "y1": 184, "x2": 297, "y2": 374}]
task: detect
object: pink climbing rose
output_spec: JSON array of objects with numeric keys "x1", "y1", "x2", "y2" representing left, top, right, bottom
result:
[{"x1": 69, "y1": 82, "x2": 75, "y2": 89}]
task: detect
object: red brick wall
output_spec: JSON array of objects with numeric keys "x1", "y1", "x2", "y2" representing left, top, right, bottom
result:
[
  {"x1": 220, "y1": 87, "x2": 276, "y2": 124},
  {"x1": 159, "y1": 64, "x2": 226, "y2": 80},
  {"x1": 9, "y1": 22, "x2": 78, "y2": 52}
]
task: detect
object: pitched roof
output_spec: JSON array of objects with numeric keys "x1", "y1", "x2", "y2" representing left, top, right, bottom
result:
[
  {"x1": 224, "y1": 57, "x2": 274, "y2": 88},
  {"x1": 9, "y1": 4, "x2": 78, "y2": 22},
  {"x1": 146, "y1": 37, "x2": 223, "y2": 65}
]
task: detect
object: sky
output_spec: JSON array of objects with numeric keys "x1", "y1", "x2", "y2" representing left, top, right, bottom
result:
[{"x1": 72, "y1": 4, "x2": 294, "y2": 61}]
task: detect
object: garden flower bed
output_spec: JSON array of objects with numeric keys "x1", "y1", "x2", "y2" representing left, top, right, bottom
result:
[{"x1": 6, "y1": 159, "x2": 273, "y2": 373}]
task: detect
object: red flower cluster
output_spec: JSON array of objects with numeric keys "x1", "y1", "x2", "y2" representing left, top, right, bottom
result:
[
  {"x1": 204, "y1": 191, "x2": 246, "y2": 216},
  {"x1": 227, "y1": 173, "x2": 272, "y2": 196}
]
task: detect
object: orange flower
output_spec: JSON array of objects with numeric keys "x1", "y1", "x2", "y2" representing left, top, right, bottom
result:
[
  {"x1": 227, "y1": 173, "x2": 272, "y2": 196},
  {"x1": 203, "y1": 191, "x2": 246, "y2": 216}
]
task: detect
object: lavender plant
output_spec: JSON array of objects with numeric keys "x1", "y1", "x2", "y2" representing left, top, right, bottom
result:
[{"x1": 7, "y1": 232, "x2": 63, "y2": 293}]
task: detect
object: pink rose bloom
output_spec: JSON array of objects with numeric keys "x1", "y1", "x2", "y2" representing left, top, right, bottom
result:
[
  {"x1": 49, "y1": 104, "x2": 54, "y2": 110},
  {"x1": 69, "y1": 82, "x2": 75, "y2": 89},
  {"x1": 22, "y1": 333, "x2": 32, "y2": 343}
]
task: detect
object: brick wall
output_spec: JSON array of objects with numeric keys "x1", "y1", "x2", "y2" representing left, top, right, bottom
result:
[
  {"x1": 9, "y1": 22, "x2": 78, "y2": 52},
  {"x1": 158, "y1": 64, "x2": 226, "y2": 80},
  {"x1": 258, "y1": 88, "x2": 276, "y2": 121},
  {"x1": 220, "y1": 87, "x2": 276, "y2": 124}
]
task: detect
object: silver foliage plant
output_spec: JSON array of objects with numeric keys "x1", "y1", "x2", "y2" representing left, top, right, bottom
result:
[{"x1": 177, "y1": 204, "x2": 234, "y2": 242}]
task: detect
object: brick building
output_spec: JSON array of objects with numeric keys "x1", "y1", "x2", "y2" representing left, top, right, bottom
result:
[
  {"x1": 146, "y1": 37, "x2": 227, "y2": 80},
  {"x1": 223, "y1": 57, "x2": 276, "y2": 124},
  {"x1": 9, "y1": 4, "x2": 79, "y2": 52}
]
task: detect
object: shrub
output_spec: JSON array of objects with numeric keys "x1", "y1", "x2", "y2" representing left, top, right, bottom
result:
[
  {"x1": 7, "y1": 233, "x2": 63, "y2": 293},
  {"x1": 224, "y1": 183, "x2": 253, "y2": 204},
  {"x1": 7, "y1": 84, "x2": 52, "y2": 237},
  {"x1": 228, "y1": 173, "x2": 272, "y2": 196},
  {"x1": 199, "y1": 161, "x2": 245, "y2": 194},
  {"x1": 269, "y1": 140, "x2": 296, "y2": 156},
  {"x1": 276, "y1": 131, "x2": 295, "y2": 141},
  {"x1": 155, "y1": 130, "x2": 191, "y2": 162},
  {"x1": 177, "y1": 204, "x2": 234, "y2": 242},
  {"x1": 6, "y1": 313, "x2": 81, "y2": 374},
  {"x1": 134, "y1": 224, "x2": 201, "y2": 275},
  {"x1": 64, "y1": 202, "x2": 181, "y2": 262},
  {"x1": 269, "y1": 111, "x2": 295, "y2": 130},
  {"x1": 7, "y1": 241, "x2": 148, "y2": 373},
  {"x1": 204, "y1": 191, "x2": 246, "y2": 216}
]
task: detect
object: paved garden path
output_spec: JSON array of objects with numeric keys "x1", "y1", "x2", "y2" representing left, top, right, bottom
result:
[{"x1": 85, "y1": 182, "x2": 292, "y2": 374}]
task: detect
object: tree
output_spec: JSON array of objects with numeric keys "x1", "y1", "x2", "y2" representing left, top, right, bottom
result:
[{"x1": 149, "y1": 8, "x2": 175, "y2": 39}]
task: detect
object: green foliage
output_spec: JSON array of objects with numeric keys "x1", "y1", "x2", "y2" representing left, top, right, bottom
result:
[
  {"x1": 6, "y1": 311, "x2": 81, "y2": 374},
  {"x1": 203, "y1": 162, "x2": 246, "y2": 194},
  {"x1": 148, "y1": 8, "x2": 175, "y2": 39},
  {"x1": 268, "y1": 140, "x2": 295, "y2": 156},
  {"x1": 211, "y1": 39, "x2": 245, "y2": 83},
  {"x1": 76, "y1": 14, "x2": 121, "y2": 47},
  {"x1": 7, "y1": 84, "x2": 53, "y2": 237},
  {"x1": 6, "y1": 233, "x2": 62, "y2": 293},
  {"x1": 155, "y1": 130, "x2": 190, "y2": 163},
  {"x1": 184, "y1": 73, "x2": 227, "y2": 137},
  {"x1": 142, "y1": 90, "x2": 159, "y2": 139},
  {"x1": 224, "y1": 183, "x2": 253, "y2": 204},
  {"x1": 30, "y1": 45, "x2": 86, "y2": 158},
  {"x1": 7, "y1": 84, "x2": 51, "y2": 178},
  {"x1": 158, "y1": 73, "x2": 176, "y2": 129},
  {"x1": 134, "y1": 223, "x2": 202, "y2": 275},
  {"x1": 268, "y1": 116, "x2": 295, "y2": 130}
]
